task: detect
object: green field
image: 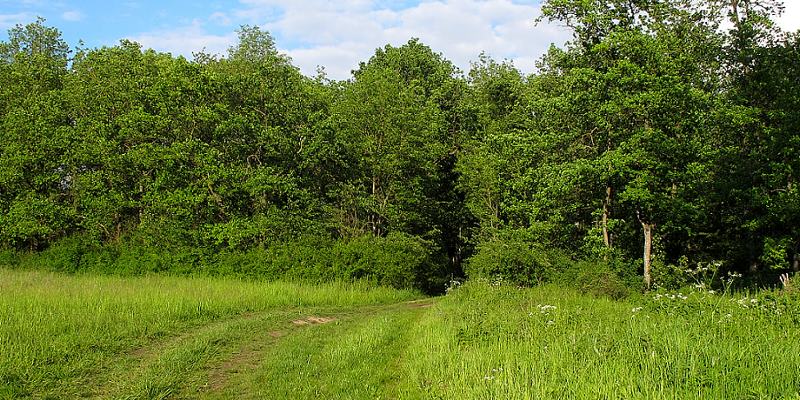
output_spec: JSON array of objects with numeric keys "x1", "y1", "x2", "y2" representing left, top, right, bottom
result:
[{"x1": 2, "y1": 269, "x2": 799, "y2": 399}]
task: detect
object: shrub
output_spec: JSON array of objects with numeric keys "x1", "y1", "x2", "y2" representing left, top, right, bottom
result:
[
  {"x1": 5, "y1": 232, "x2": 447, "y2": 292},
  {"x1": 552, "y1": 259, "x2": 632, "y2": 300},
  {"x1": 465, "y1": 232, "x2": 571, "y2": 286},
  {"x1": 330, "y1": 232, "x2": 446, "y2": 291},
  {"x1": 15, "y1": 234, "x2": 96, "y2": 273},
  {"x1": 0, "y1": 249, "x2": 18, "y2": 266}
]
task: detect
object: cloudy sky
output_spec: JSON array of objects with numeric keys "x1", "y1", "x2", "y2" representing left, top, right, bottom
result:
[{"x1": 1, "y1": 0, "x2": 799, "y2": 80}]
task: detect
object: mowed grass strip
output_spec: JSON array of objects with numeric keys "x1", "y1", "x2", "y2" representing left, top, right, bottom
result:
[
  {"x1": 214, "y1": 304, "x2": 429, "y2": 400},
  {"x1": 0, "y1": 268, "x2": 420, "y2": 399},
  {"x1": 103, "y1": 300, "x2": 433, "y2": 399}
]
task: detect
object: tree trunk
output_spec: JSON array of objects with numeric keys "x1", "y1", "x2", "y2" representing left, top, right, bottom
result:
[
  {"x1": 642, "y1": 222, "x2": 654, "y2": 290},
  {"x1": 730, "y1": 0, "x2": 740, "y2": 25},
  {"x1": 602, "y1": 186, "x2": 612, "y2": 249},
  {"x1": 371, "y1": 175, "x2": 381, "y2": 236},
  {"x1": 748, "y1": 234, "x2": 759, "y2": 272},
  {"x1": 793, "y1": 252, "x2": 799, "y2": 272}
]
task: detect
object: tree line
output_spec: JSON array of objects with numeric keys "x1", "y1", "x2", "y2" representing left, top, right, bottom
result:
[{"x1": 1, "y1": 0, "x2": 798, "y2": 292}]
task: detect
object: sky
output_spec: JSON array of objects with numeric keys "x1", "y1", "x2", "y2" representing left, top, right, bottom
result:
[{"x1": 1, "y1": 0, "x2": 799, "y2": 80}]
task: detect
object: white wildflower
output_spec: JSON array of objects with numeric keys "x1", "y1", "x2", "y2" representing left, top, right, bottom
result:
[{"x1": 537, "y1": 304, "x2": 557, "y2": 314}]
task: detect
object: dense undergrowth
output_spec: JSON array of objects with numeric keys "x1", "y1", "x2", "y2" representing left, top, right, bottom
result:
[
  {"x1": 2, "y1": 231, "x2": 639, "y2": 297},
  {"x1": 0, "y1": 232, "x2": 449, "y2": 293}
]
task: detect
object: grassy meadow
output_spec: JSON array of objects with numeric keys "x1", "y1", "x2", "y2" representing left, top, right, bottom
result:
[
  {"x1": 401, "y1": 282, "x2": 800, "y2": 399},
  {"x1": 1, "y1": 268, "x2": 799, "y2": 399},
  {"x1": 0, "y1": 268, "x2": 419, "y2": 398}
]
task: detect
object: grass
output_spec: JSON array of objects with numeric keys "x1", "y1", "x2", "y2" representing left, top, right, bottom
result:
[
  {"x1": 2, "y1": 268, "x2": 799, "y2": 399},
  {"x1": 216, "y1": 304, "x2": 426, "y2": 399},
  {"x1": 0, "y1": 268, "x2": 419, "y2": 398},
  {"x1": 399, "y1": 281, "x2": 800, "y2": 399}
]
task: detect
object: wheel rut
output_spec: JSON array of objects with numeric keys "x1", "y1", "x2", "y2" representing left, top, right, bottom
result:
[
  {"x1": 205, "y1": 314, "x2": 339, "y2": 393},
  {"x1": 86, "y1": 299, "x2": 436, "y2": 399},
  {"x1": 202, "y1": 300, "x2": 436, "y2": 396}
]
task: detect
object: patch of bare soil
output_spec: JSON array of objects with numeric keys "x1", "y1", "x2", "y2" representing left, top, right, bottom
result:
[
  {"x1": 291, "y1": 316, "x2": 337, "y2": 325},
  {"x1": 403, "y1": 299, "x2": 435, "y2": 309}
]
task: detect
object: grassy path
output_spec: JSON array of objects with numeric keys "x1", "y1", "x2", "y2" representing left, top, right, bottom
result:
[
  {"x1": 0, "y1": 269, "x2": 421, "y2": 399},
  {"x1": 86, "y1": 300, "x2": 435, "y2": 399},
  {"x1": 5, "y1": 269, "x2": 799, "y2": 399}
]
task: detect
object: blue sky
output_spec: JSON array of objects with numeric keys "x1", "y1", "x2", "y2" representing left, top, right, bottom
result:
[{"x1": 2, "y1": 1, "x2": 798, "y2": 80}]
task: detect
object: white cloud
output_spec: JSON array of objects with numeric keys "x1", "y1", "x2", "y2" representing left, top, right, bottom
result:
[
  {"x1": 777, "y1": 1, "x2": 800, "y2": 33},
  {"x1": 127, "y1": 20, "x2": 236, "y2": 59},
  {"x1": 241, "y1": 0, "x2": 571, "y2": 79},
  {"x1": 0, "y1": 12, "x2": 35, "y2": 30},
  {"x1": 285, "y1": 42, "x2": 371, "y2": 79},
  {"x1": 125, "y1": 0, "x2": 569, "y2": 79},
  {"x1": 209, "y1": 11, "x2": 232, "y2": 26},
  {"x1": 61, "y1": 10, "x2": 84, "y2": 22}
]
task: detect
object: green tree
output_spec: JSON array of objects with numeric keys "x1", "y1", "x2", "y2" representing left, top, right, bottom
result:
[
  {"x1": 331, "y1": 39, "x2": 466, "y2": 272},
  {"x1": 715, "y1": 0, "x2": 799, "y2": 272},
  {"x1": 512, "y1": 0, "x2": 727, "y2": 288},
  {"x1": 0, "y1": 18, "x2": 72, "y2": 249}
]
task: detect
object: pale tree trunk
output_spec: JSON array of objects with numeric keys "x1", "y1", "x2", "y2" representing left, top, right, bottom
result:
[
  {"x1": 748, "y1": 235, "x2": 759, "y2": 273},
  {"x1": 371, "y1": 175, "x2": 382, "y2": 237},
  {"x1": 730, "y1": 0, "x2": 741, "y2": 27},
  {"x1": 793, "y1": 252, "x2": 799, "y2": 272},
  {"x1": 642, "y1": 222, "x2": 654, "y2": 290},
  {"x1": 602, "y1": 186, "x2": 612, "y2": 249}
]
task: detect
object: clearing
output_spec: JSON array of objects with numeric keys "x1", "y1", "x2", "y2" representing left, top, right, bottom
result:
[{"x1": 1, "y1": 269, "x2": 799, "y2": 399}]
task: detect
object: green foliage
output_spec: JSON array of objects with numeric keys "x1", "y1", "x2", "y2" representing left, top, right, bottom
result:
[
  {"x1": 465, "y1": 230, "x2": 571, "y2": 286},
  {"x1": 761, "y1": 237, "x2": 791, "y2": 270},
  {"x1": 650, "y1": 259, "x2": 693, "y2": 291},
  {"x1": 551, "y1": 259, "x2": 634, "y2": 300},
  {"x1": 214, "y1": 233, "x2": 444, "y2": 291},
  {"x1": 2, "y1": 7, "x2": 799, "y2": 292},
  {"x1": 8, "y1": 232, "x2": 443, "y2": 292},
  {"x1": 330, "y1": 233, "x2": 445, "y2": 291}
]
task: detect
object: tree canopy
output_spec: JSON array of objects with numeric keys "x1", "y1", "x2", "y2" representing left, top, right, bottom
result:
[{"x1": 1, "y1": 4, "x2": 798, "y2": 291}]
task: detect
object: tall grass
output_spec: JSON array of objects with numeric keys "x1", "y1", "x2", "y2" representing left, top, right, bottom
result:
[
  {"x1": 399, "y1": 281, "x2": 800, "y2": 399},
  {"x1": 4, "y1": 268, "x2": 799, "y2": 399},
  {"x1": 0, "y1": 268, "x2": 419, "y2": 398}
]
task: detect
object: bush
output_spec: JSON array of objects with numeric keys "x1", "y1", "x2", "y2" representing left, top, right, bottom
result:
[
  {"x1": 6, "y1": 233, "x2": 447, "y2": 293},
  {"x1": 0, "y1": 249, "x2": 18, "y2": 266},
  {"x1": 330, "y1": 232, "x2": 446, "y2": 292},
  {"x1": 14, "y1": 235, "x2": 96, "y2": 273},
  {"x1": 465, "y1": 233, "x2": 571, "y2": 286},
  {"x1": 465, "y1": 229, "x2": 633, "y2": 298},
  {"x1": 213, "y1": 236, "x2": 333, "y2": 279},
  {"x1": 552, "y1": 259, "x2": 633, "y2": 300}
]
